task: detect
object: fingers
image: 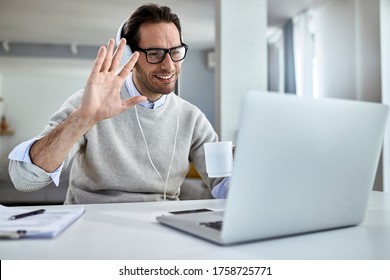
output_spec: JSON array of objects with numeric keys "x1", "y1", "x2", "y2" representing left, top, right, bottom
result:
[
  {"x1": 90, "y1": 40, "x2": 115, "y2": 75},
  {"x1": 118, "y1": 51, "x2": 139, "y2": 80},
  {"x1": 100, "y1": 39, "x2": 115, "y2": 72},
  {"x1": 90, "y1": 46, "x2": 107, "y2": 75},
  {"x1": 109, "y1": 38, "x2": 126, "y2": 72},
  {"x1": 122, "y1": 95, "x2": 147, "y2": 111},
  {"x1": 90, "y1": 38, "x2": 137, "y2": 84}
]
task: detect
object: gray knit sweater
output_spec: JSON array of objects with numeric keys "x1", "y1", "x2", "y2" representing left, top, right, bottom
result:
[{"x1": 9, "y1": 86, "x2": 222, "y2": 204}]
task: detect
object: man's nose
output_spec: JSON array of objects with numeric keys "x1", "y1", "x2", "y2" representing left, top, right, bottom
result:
[{"x1": 160, "y1": 53, "x2": 175, "y2": 69}]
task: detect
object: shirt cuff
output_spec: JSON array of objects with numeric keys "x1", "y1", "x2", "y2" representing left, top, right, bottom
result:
[
  {"x1": 8, "y1": 138, "x2": 64, "y2": 186},
  {"x1": 8, "y1": 138, "x2": 39, "y2": 163},
  {"x1": 211, "y1": 177, "x2": 230, "y2": 199}
]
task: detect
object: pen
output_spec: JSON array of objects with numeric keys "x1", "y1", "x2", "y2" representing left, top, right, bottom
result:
[
  {"x1": 0, "y1": 230, "x2": 27, "y2": 239},
  {"x1": 9, "y1": 209, "x2": 45, "y2": 220}
]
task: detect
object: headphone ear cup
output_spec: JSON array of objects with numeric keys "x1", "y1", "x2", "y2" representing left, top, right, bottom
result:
[{"x1": 115, "y1": 19, "x2": 133, "y2": 66}]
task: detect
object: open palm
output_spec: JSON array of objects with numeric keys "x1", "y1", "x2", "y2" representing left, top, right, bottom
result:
[{"x1": 80, "y1": 39, "x2": 146, "y2": 124}]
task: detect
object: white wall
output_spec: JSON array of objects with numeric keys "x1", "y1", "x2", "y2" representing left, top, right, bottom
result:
[
  {"x1": 313, "y1": 0, "x2": 381, "y2": 102},
  {"x1": 314, "y1": 0, "x2": 357, "y2": 100},
  {"x1": 215, "y1": 0, "x2": 267, "y2": 142},
  {"x1": 355, "y1": 0, "x2": 381, "y2": 102}
]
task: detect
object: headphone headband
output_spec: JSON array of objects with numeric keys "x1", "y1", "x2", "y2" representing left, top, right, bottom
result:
[{"x1": 115, "y1": 19, "x2": 126, "y2": 47}]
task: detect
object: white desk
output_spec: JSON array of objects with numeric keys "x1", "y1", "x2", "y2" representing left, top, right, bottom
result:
[{"x1": 1, "y1": 191, "x2": 390, "y2": 260}]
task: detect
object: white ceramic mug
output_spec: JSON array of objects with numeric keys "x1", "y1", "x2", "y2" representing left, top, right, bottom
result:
[{"x1": 204, "y1": 141, "x2": 233, "y2": 178}]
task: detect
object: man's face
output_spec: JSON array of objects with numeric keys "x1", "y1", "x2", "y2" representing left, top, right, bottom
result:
[{"x1": 133, "y1": 22, "x2": 183, "y2": 101}]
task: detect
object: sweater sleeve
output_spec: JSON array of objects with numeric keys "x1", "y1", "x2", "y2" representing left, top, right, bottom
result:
[
  {"x1": 188, "y1": 108, "x2": 225, "y2": 191},
  {"x1": 8, "y1": 90, "x2": 85, "y2": 192},
  {"x1": 8, "y1": 137, "x2": 64, "y2": 186}
]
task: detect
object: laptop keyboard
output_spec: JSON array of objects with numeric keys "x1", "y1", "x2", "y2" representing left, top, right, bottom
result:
[{"x1": 200, "y1": 221, "x2": 223, "y2": 231}]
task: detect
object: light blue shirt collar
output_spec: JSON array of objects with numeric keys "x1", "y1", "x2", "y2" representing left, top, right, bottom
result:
[{"x1": 125, "y1": 75, "x2": 167, "y2": 109}]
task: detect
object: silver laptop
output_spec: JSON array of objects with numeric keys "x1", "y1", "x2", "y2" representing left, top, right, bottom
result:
[{"x1": 157, "y1": 91, "x2": 389, "y2": 245}]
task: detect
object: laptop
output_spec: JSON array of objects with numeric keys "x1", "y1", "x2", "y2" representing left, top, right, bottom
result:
[{"x1": 157, "y1": 91, "x2": 389, "y2": 245}]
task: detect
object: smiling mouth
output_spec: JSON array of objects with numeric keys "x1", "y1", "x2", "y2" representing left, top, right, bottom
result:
[{"x1": 155, "y1": 74, "x2": 175, "y2": 81}]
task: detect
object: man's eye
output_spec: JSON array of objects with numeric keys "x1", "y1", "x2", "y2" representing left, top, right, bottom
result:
[
  {"x1": 171, "y1": 50, "x2": 180, "y2": 56},
  {"x1": 148, "y1": 50, "x2": 162, "y2": 57}
]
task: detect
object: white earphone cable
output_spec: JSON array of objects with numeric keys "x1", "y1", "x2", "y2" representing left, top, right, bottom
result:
[
  {"x1": 163, "y1": 97, "x2": 180, "y2": 199},
  {"x1": 134, "y1": 92, "x2": 180, "y2": 200},
  {"x1": 135, "y1": 105, "x2": 164, "y2": 184}
]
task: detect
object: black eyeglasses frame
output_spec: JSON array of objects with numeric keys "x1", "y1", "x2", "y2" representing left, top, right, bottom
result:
[{"x1": 134, "y1": 43, "x2": 189, "y2": 64}]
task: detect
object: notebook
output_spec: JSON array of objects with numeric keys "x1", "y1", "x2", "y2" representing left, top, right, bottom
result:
[{"x1": 157, "y1": 91, "x2": 389, "y2": 245}]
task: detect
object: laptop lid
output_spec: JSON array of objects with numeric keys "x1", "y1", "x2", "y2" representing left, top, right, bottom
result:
[
  {"x1": 221, "y1": 91, "x2": 388, "y2": 244},
  {"x1": 157, "y1": 91, "x2": 388, "y2": 245}
]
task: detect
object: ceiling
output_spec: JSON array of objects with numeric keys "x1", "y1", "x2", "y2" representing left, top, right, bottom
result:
[{"x1": 0, "y1": 0, "x2": 329, "y2": 49}]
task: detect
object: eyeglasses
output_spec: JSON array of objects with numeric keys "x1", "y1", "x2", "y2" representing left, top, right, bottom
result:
[{"x1": 134, "y1": 44, "x2": 189, "y2": 64}]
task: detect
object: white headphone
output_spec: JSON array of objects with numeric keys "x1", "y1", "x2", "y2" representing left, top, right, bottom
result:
[{"x1": 115, "y1": 19, "x2": 133, "y2": 66}]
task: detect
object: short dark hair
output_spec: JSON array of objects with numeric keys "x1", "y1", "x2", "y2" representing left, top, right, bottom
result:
[{"x1": 121, "y1": 4, "x2": 182, "y2": 52}]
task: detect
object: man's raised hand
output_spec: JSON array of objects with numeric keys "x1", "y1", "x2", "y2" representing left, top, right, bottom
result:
[{"x1": 79, "y1": 38, "x2": 146, "y2": 126}]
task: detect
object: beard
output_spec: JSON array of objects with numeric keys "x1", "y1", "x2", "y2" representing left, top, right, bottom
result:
[{"x1": 134, "y1": 64, "x2": 178, "y2": 96}]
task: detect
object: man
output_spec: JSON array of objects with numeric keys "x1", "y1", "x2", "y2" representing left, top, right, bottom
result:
[{"x1": 8, "y1": 4, "x2": 228, "y2": 204}]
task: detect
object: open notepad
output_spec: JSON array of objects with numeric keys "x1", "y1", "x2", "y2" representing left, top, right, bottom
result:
[{"x1": 0, "y1": 204, "x2": 85, "y2": 239}]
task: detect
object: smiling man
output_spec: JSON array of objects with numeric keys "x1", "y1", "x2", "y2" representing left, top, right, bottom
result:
[{"x1": 8, "y1": 4, "x2": 229, "y2": 204}]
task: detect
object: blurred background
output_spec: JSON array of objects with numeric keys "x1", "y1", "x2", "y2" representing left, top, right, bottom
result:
[{"x1": 0, "y1": 0, "x2": 389, "y2": 205}]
